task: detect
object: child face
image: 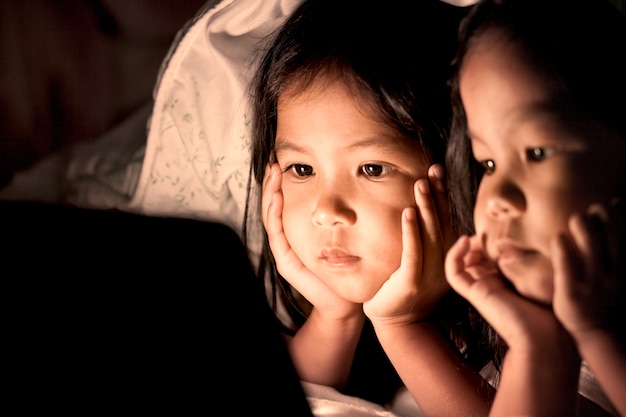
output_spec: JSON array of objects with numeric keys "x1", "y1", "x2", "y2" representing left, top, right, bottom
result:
[
  {"x1": 274, "y1": 80, "x2": 430, "y2": 303},
  {"x1": 460, "y1": 33, "x2": 626, "y2": 305}
]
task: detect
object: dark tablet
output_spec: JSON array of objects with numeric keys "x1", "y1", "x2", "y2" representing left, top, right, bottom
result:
[{"x1": 2, "y1": 200, "x2": 312, "y2": 416}]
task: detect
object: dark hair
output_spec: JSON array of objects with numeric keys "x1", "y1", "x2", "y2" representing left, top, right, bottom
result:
[
  {"x1": 246, "y1": 0, "x2": 466, "y2": 318},
  {"x1": 446, "y1": 0, "x2": 626, "y2": 374},
  {"x1": 242, "y1": 0, "x2": 487, "y2": 403}
]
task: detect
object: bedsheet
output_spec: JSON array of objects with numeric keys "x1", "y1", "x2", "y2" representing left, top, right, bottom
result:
[{"x1": 304, "y1": 382, "x2": 421, "y2": 417}]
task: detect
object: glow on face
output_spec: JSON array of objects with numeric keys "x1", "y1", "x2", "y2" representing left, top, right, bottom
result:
[
  {"x1": 460, "y1": 33, "x2": 626, "y2": 304},
  {"x1": 275, "y1": 80, "x2": 430, "y2": 303}
]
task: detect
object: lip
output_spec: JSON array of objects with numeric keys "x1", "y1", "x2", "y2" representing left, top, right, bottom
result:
[
  {"x1": 320, "y1": 248, "x2": 361, "y2": 267},
  {"x1": 493, "y1": 238, "x2": 534, "y2": 266}
]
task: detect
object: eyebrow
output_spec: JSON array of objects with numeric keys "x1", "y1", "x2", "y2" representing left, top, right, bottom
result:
[
  {"x1": 467, "y1": 102, "x2": 559, "y2": 145},
  {"x1": 275, "y1": 135, "x2": 412, "y2": 154}
]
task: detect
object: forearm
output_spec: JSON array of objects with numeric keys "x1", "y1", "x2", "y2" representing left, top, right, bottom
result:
[
  {"x1": 490, "y1": 345, "x2": 580, "y2": 417},
  {"x1": 575, "y1": 330, "x2": 626, "y2": 416},
  {"x1": 288, "y1": 308, "x2": 365, "y2": 389},
  {"x1": 374, "y1": 321, "x2": 494, "y2": 417}
]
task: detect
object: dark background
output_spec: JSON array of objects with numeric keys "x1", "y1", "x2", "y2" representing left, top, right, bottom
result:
[{"x1": 0, "y1": 0, "x2": 207, "y2": 187}]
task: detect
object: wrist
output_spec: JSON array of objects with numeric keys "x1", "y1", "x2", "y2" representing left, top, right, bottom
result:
[
  {"x1": 572, "y1": 326, "x2": 625, "y2": 356},
  {"x1": 309, "y1": 307, "x2": 365, "y2": 329},
  {"x1": 507, "y1": 323, "x2": 580, "y2": 366},
  {"x1": 372, "y1": 317, "x2": 436, "y2": 343}
]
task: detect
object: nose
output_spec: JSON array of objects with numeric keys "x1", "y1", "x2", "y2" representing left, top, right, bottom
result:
[
  {"x1": 311, "y1": 184, "x2": 356, "y2": 227},
  {"x1": 482, "y1": 178, "x2": 525, "y2": 219}
]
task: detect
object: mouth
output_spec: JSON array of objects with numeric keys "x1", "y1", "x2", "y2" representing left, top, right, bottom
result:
[
  {"x1": 493, "y1": 239, "x2": 536, "y2": 266},
  {"x1": 320, "y1": 248, "x2": 361, "y2": 267}
]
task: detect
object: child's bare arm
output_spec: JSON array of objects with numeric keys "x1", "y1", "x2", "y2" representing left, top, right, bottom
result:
[
  {"x1": 366, "y1": 165, "x2": 494, "y2": 417},
  {"x1": 490, "y1": 331, "x2": 581, "y2": 417},
  {"x1": 573, "y1": 331, "x2": 626, "y2": 417},
  {"x1": 552, "y1": 202, "x2": 626, "y2": 416}
]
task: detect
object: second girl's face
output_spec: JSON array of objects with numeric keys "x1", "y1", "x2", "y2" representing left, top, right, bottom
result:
[
  {"x1": 460, "y1": 33, "x2": 626, "y2": 305},
  {"x1": 275, "y1": 79, "x2": 429, "y2": 303}
]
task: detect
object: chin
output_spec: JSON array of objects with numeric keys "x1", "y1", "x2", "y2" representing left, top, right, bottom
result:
[
  {"x1": 319, "y1": 272, "x2": 387, "y2": 304},
  {"x1": 341, "y1": 286, "x2": 383, "y2": 304},
  {"x1": 340, "y1": 289, "x2": 378, "y2": 304},
  {"x1": 501, "y1": 262, "x2": 554, "y2": 305},
  {"x1": 511, "y1": 277, "x2": 554, "y2": 306}
]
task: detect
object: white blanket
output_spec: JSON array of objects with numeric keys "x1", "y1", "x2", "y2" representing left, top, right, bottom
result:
[{"x1": 303, "y1": 382, "x2": 421, "y2": 417}]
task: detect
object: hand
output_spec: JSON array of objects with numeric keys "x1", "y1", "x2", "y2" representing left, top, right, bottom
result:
[
  {"x1": 445, "y1": 234, "x2": 562, "y2": 347},
  {"x1": 262, "y1": 163, "x2": 361, "y2": 321},
  {"x1": 551, "y1": 201, "x2": 625, "y2": 343},
  {"x1": 364, "y1": 164, "x2": 454, "y2": 325}
]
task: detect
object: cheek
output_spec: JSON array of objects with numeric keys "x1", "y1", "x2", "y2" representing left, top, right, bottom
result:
[
  {"x1": 507, "y1": 262, "x2": 555, "y2": 306},
  {"x1": 545, "y1": 152, "x2": 620, "y2": 215},
  {"x1": 350, "y1": 212, "x2": 405, "y2": 301},
  {"x1": 281, "y1": 197, "x2": 306, "y2": 248},
  {"x1": 367, "y1": 210, "x2": 404, "y2": 269},
  {"x1": 534, "y1": 179, "x2": 592, "y2": 234},
  {"x1": 472, "y1": 191, "x2": 489, "y2": 234}
]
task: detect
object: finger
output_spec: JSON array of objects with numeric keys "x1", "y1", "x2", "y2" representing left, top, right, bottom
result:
[
  {"x1": 428, "y1": 164, "x2": 455, "y2": 252},
  {"x1": 365, "y1": 208, "x2": 429, "y2": 322},
  {"x1": 413, "y1": 176, "x2": 451, "y2": 302},
  {"x1": 445, "y1": 234, "x2": 501, "y2": 294},
  {"x1": 414, "y1": 176, "x2": 449, "y2": 292},
  {"x1": 550, "y1": 232, "x2": 581, "y2": 302},
  {"x1": 262, "y1": 162, "x2": 277, "y2": 194},
  {"x1": 398, "y1": 207, "x2": 422, "y2": 284},
  {"x1": 446, "y1": 236, "x2": 523, "y2": 327},
  {"x1": 264, "y1": 184, "x2": 288, "y2": 259},
  {"x1": 375, "y1": 207, "x2": 422, "y2": 298},
  {"x1": 261, "y1": 163, "x2": 282, "y2": 228},
  {"x1": 444, "y1": 235, "x2": 474, "y2": 295},
  {"x1": 413, "y1": 177, "x2": 442, "y2": 266},
  {"x1": 261, "y1": 166, "x2": 298, "y2": 269},
  {"x1": 569, "y1": 210, "x2": 605, "y2": 277}
]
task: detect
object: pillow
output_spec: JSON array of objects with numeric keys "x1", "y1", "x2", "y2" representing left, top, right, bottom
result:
[{"x1": 127, "y1": 0, "x2": 304, "y2": 261}]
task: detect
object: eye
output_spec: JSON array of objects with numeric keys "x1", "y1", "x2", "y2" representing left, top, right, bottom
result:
[
  {"x1": 479, "y1": 159, "x2": 496, "y2": 175},
  {"x1": 360, "y1": 164, "x2": 393, "y2": 178},
  {"x1": 526, "y1": 147, "x2": 557, "y2": 162},
  {"x1": 287, "y1": 164, "x2": 314, "y2": 177}
]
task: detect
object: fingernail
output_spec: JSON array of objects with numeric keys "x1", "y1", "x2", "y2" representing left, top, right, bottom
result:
[
  {"x1": 418, "y1": 180, "x2": 429, "y2": 195},
  {"x1": 432, "y1": 164, "x2": 444, "y2": 180},
  {"x1": 431, "y1": 165, "x2": 445, "y2": 192},
  {"x1": 588, "y1": 203, "x2": 608, "y2": 223}
]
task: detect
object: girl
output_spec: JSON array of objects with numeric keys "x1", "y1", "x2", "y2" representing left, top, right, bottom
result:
[
  {"x1": 244, "y1": 0, "x2": 495, "y2": 415},
  {"x1": 444, "y1": 0, "x2": 626, "y2": 416}
]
